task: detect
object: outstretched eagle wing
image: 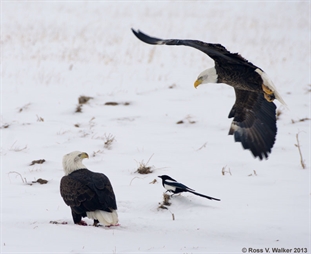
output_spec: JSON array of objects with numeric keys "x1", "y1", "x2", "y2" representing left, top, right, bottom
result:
[
  {"x1": 60, "y1": 169, "x2": 117, "y2": 214},
  {"x1": 131, "y1": 29, "x2": 257, "y2": 69},
  {"x1": 228, "y1": 89, "x2": 277, "y2": 159}
]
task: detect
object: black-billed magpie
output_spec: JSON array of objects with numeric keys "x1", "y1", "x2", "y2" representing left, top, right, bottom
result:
[{"x1": 158, "y1": 175, "x2": 220, "y2": 201}]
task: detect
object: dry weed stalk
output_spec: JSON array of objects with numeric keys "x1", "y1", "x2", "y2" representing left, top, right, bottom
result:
[
  {"x1": 36, "y1": 115, "x2": 44, "y2": 122},
  {"x1": 196, "y1": 142, "x2": 207, "y2": 151},
  {"x1": 8, "y1": 172, "x2": 48, "y2": 185},
  {"x1": 149, "y1": 179, "x2": 157, "y2": 184},
  {"x1": 158, "y1": 194, "x2": 175, "y2": 220},
  {"x1": 295, "y1": 132, "x2": 306, "y2": 169},
  {"x1": 9, "y1": 141, "x2": 28, "y2": 152},
  {"x1": 129, "y1": 176, "x2": 147, "y2": 186},
  {"x1": 221, "y1": 166, "x2": 232, "y2": 176},
  {"x1": 148, "y1": 47, "x2": 156, "y2": 63},
  {"x1": 104, "y1": 133, "x2": 115, "y2": 149},
  {"x1": 89, "y1": 117, "x2": 96, "y2": 129},
  {"x1": 92, "y1": 150, "x2": 104, "y2": 157},
  {"x1": 18, "y1": 103, "x2": 31, "y2": 113},
  {"x1": 8, "y1": 171, "x2": 27, "y2": 184},
  {"x1": 276, "y1": 109, "x2": 282, "y2": 120},
  {"x1": 291, "y1": 118, "x2": 310, "y2": 124},
  {"x1": 248, "y1": 170, "x2": 258, "y2": 177}
]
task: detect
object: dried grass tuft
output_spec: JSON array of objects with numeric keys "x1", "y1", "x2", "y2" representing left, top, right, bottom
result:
[
  {"x1": 75, "y1": 104, "x2": 83, "y2": 113},
  {"x1": 78, "y1": 95, "x2": 93, "y2": 104},
  {"x1": 162, "y1": 193, "x2": 171, "y2": 206},
  {"x1": 136, "y1": 164, "x2": 153, "y2": 174},
  {"x1": 1, "y1": 123, "x2": 9, "y2": 129},
  {"x1": 158, "y1": 193, "x2": 175, "y2": 220},
  {"x1": 35, "y1": 178, "x2": 48, "y2": 184},
  {"x1": 135, "y1": 154, "x2": 154, "y2": 174},
  {"x1": 30, "y1": 159, "x2": 45, "y2": 166}
]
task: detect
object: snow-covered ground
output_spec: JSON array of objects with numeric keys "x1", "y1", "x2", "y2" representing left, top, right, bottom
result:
[{"x1": 1, "y1": 1, "x2": 310, "y2": 253}]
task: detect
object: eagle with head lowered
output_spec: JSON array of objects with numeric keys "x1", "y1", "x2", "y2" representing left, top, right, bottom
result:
[
  {"x1": 132, "y1": 29, "x2": 286, "y2": 160},
  {"x1": 60, "y1": 151, "x2": 118, "y2": 226}
]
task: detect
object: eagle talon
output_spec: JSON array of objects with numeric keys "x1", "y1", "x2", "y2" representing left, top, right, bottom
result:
[
  {"x1": 264, "y1": 93, "x2": 275, "y2": 102},
  {"x1": 77, "y1": 220, "x2": 88, "y2": 226},
  {"x1": 93, "y1": 220, "x2": 100, "y2": 227},
  {"x1": 262, "y1": 84, "x2": 274, "y2": 95}
]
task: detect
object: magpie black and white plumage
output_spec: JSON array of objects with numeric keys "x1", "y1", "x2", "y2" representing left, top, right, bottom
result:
[
  {"x1": 158, "y1": 175, "x2": 220, "y2": 201},
  {"x1": 132, "y1": 29, "x2": 287, "y2": 160}
]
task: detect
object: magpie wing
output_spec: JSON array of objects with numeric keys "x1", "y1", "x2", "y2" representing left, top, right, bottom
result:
[{"x1": 165, "y1": 181, "x2": 195, "y2": 192}]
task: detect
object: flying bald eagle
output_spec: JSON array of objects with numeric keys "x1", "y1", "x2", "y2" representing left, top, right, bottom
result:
[
  {"x1": 132, "y1": 29, "x2": 286, "y2": 160},
  {"x1": 60, "y1": 151, "x2": 118, "y2": 226}
]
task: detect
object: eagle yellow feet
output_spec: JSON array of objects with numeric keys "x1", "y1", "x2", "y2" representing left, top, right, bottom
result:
[{"x1": 262, "y1": 84, "x2": 275, "y2": 102}]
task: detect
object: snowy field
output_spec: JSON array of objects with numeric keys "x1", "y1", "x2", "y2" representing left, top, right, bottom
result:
[{"x1": 1, "y1": 1, "x2": 310, "y2": 253}]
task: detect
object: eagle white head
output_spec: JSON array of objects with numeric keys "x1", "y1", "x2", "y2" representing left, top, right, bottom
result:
[
  {"x1": 62, "y1": 151, "x2": 89, "y2": 175},
  {"x1": 194, "y1": 67, "x2": 218, "y2": 88}
]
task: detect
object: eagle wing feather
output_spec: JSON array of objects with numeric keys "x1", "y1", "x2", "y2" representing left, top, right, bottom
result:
[
  {"x1": 60, "y1": 169, "x2": 117, "y2": 214},
  {"x1": 228, "y1": 90, "x2": 277, "y2": 159}
]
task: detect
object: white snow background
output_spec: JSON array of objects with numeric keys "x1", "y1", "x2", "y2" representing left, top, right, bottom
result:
[{"x1": 1, "y1": 1, "x2": 310, "y2": 253}]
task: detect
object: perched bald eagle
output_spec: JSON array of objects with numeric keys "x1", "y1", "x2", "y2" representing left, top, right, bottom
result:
[
  {"x1": 60, "y1": 151, "x2": 118, "y2": 226},
  {"x1": 132, "y1": 29, "x2": 286, "y2": 160}
]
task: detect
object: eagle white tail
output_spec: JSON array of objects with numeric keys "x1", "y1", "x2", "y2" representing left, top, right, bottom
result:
[
  {"x1": 87, "y1": 210, "x2": 119, "y2": 226},
  {"x1": 255, "y1": 68, "x2": 287, "y2": 106}
]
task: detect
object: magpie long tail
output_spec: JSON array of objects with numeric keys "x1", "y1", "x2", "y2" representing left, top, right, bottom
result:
[{"x1": 188, "y1": 190, "x2": 221, "y2": 201}]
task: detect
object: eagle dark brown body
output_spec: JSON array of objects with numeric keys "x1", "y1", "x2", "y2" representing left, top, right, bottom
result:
[
  {"x1": 60, "y1": 151, "x2": 118, "y2": 226},
  {"x1": 132, "y1": 29, "x2": 286, "y2": 159}
]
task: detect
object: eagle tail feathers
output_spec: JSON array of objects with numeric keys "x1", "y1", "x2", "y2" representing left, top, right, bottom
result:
[{"x1": 87, "y1": 210, "x2": 118, "y2": 226}]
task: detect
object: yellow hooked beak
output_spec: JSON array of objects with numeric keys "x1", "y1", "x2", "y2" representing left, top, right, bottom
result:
[
  {"x1": 80, "y1": 152, "x2": 89, "y2": 159},
  {"x1": 194, "y1": 78, "x2": 203, "y2": 89}
]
